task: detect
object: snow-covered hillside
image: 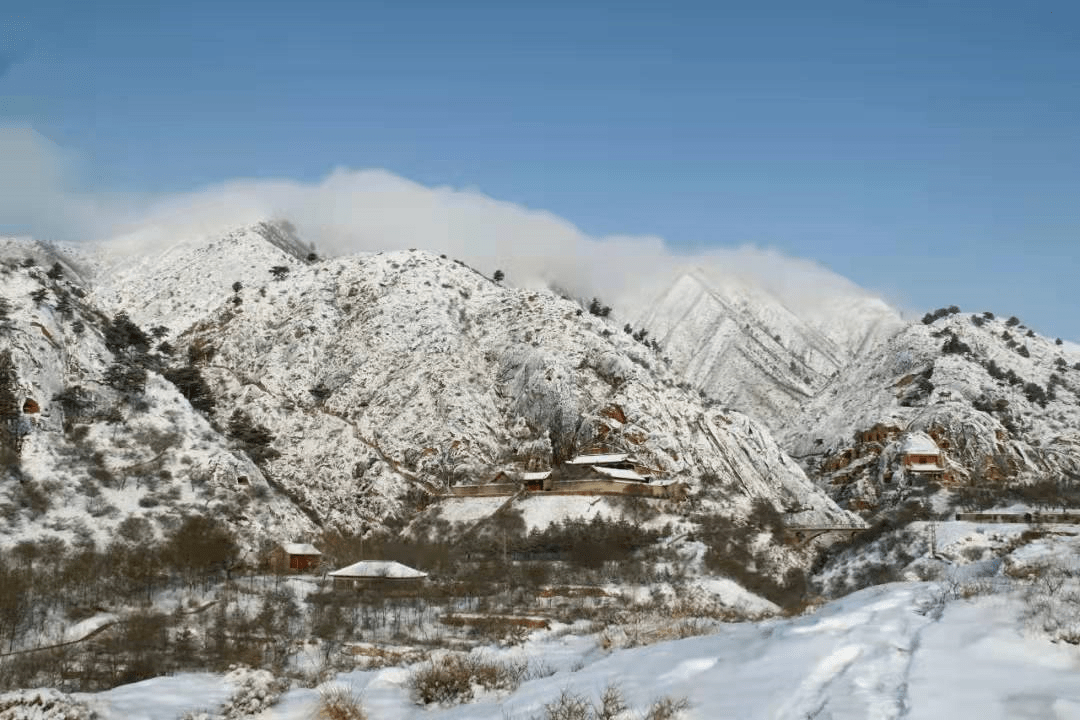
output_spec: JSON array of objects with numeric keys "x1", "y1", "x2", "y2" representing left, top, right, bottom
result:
[
  {"x1": 0, "y1": 237, "x2": 315, "y2": 551},
  {"x1": 1, "y1": 224, "x2": 857, "y2": 553},
  {"x1": 634, "y1": 264, "x2": 1080, "y2": 513},
  {"x1": 638, "y1": 268, "x2": 904, "y2": 431},
  {"x1": 784, "y1": 310, "x2": 1080, "y2": 511},
  {"x1": 154, "y1": 239, "x2": 853, "y2": 531},
  {"x1": 6, "y1": 218, "x2": 1076, "y2": 544}
]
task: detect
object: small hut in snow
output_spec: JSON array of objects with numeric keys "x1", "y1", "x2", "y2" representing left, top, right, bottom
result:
[
  {"x1": 328, "y1": 560, "x2": 428, "y2": 592},
  {"x1": 270, "y1": 542, "x2": 322, "y2": 572},
  {"x1": 522, "y1": 470, "x2": 552, "y2": 491}
]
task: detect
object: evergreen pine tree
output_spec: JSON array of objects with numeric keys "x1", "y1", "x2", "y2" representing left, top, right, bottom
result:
[
  {"x1": 104, "y1": 312, "x2": 151, "y2": 355},
  {"x1": 228, "y1": 409, "x2": 280, "y2": 466},
  {"x1": 164, "y1": 365, "x2": 215, "y2": 414},
  {"x1": 0, "y1": 350, "x2": 22, "y2": 461},
  {"x1": 54, "y1": 294, "x2": 73, "y2": 317},
  {"x1": 105, "y1": 361, "x2": 148, "y2": 397}
]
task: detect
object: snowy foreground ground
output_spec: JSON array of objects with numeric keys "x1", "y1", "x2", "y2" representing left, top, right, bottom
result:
[{"x1": 74, "y1": 580, "x2": 1080, "y2": 720}]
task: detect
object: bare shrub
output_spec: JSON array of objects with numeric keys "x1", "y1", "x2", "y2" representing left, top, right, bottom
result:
[
  {"x1": 15, "y1": 481, "x2": 52, "y2": 518},
  {"x1": 960, "y1": 546, "x2": 985, "y2": 562},
  {"x1": 312, "y1": 684, "x2": 367, "y2": 720},
  {"x1": 408, "y1": 653, "x2": 527, "y2": 705},
  {"x1": 539, "y1": 689, "x2": 591, "y2": 720},
  {"x1": 594, "y1": 684, "x2": 628, "y2": 720},
  {"x1": 953, "y1": 578, "x2": 999, "y2": 599},
  {"x1": 643, "y1": 695, "x2": 691, "y2": 720},
  {"x1": 1019, "y1": 568, "x2": 1080, "y2": 643},
  {"x1": 532, "y1": 686, "x2": 689, "y2": 720},
  {"x1": 915, "y1": 586, "x2": 950, "y2": 620},
  {"x1": 442, "y1": 614, "x2": 545, "y2": 646}
]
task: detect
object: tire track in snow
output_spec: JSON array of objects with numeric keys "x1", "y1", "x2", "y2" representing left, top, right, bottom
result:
[
  {"x1": 773, "y1": 644, "x2": 862, "y2": 719},
  {"x1": 777, "y1": 588, "x2": 937, "y2": 719}
]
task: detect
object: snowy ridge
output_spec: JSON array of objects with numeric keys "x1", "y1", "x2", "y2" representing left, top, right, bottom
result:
[
  {"x1": 88, "y1": 222, "x2": 314, "y2": 335},
  {"x1": 639, "y1": 269, "x2": 904, "y2": 431}
]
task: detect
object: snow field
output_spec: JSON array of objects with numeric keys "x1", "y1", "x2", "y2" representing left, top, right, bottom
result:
[{"x1": 51, "y1": 577, "x2": 1080, "y2": 719}]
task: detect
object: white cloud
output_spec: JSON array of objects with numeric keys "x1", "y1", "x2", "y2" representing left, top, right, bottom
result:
[{"x1": 0, "y1": 126, "x2": 890, "y2": 323}]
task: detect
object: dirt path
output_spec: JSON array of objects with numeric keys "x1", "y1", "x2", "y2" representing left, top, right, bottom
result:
[{"x1": 0, "y1": 600, "x2": 218, "y2": 659}]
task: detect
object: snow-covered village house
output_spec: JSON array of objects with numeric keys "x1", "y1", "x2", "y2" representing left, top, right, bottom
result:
[
  {"x1": 449, "y1": 449, "x2": 685, "y2": 499},
  {"x1": 328, "y1": 560, "x2": 428, "y2": 592},
  {"x1": 269, "y1": 542, "x2": 322, "y2": 572},
  {"x1": 557, "y1": 451, "x2": 687, "y2": 499},
  {"x1": 562, "y1": 451, "x2": 656, "y2": 482}
]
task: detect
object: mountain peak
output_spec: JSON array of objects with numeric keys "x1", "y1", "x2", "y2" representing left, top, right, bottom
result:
[{"x1": 85, "y1": 221, "x2": 319, "y2": 334}]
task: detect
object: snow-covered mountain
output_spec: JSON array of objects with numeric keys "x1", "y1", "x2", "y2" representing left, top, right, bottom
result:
[
  {"x1": 633, "y1": 269, "x2": 1080, "y2": 515},
  {"x1": 784, "y1": 310, "x2": 1080, "y2": 511},
  {"x1": 143, "y1": 234, "x2": 853, "y2": 531},
  {"x1": 0, "y1": 224, "x2": 857, "y2": 554},
  {"x1": 0, "y1": 236, "x2": 317, "y2": 551},
  {"x1": 637, "y1": 268, "x2": 904, "y2": 431},
  {"x1": 8, "y1": 217, "x2": 1072, "y2": 547}
]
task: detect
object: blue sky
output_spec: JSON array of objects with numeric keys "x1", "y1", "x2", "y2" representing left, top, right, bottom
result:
[{"x1": 3, "y1": 0, "x2": 1079, "y2": 339}]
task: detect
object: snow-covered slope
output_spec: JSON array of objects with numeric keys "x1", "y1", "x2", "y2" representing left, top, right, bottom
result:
[
  {"x1": 635, "y1": 265, "x2": 1080, "y2": 513},
  {"x1": 638, "y1": 269, "x2": 904, "y2": 431},
  {"x1": 69, "y1": 570, "x2": 1080, "y2": 719},
  {"x1": 88, "y1": 221, "x2": 315, "y2": 335},
  {"x1": 8, "y1": 219, "x2": 1073, "y2": 534},
  {"x1": 0, "y1": 237, "x2": 315, "y2": 550}
]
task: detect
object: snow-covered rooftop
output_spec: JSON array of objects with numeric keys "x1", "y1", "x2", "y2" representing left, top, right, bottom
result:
[
  {"x1": 593, "y1": 466, "x2": 650, "y2": 481},
  {"x1": 900, "y1": 432, "x2": 940, "y2": 456},
  {"x1": 566, "y1": 453, "x2": 630, "y2": 465},
  {"x1": 281, "y1": 543, "x2": 321, "y2": 556},
  {"x1": 907, "y1": 463, "x2": 943, "y2": 473},
  {"x1": 522, "y1": 471, "x2": 552, "y2": 480},
  {"x1": 329, "y1": 560, "x2": 428, "y2": 579}
]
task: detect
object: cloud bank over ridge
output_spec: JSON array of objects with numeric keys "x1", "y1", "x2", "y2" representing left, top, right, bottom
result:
[{"x1": 0, "y1": 126, "x2": 894, "y2": 324}]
